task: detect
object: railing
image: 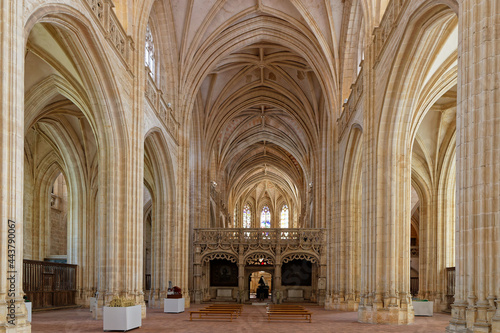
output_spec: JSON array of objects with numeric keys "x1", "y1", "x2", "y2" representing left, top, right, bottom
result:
[
  {"x1": 193, "y1": 228, "x2": 325, "y2": 245},
  {"x1": 373, "y1": 0, "x2": 409, "y2": 61},
  {"x1": 446, "y1": 267, "x2": 455, "y2": 310},
  {"x1": 145, "y1": 73, "x2": 179, "y2": 142},
  {"x1": 410, "y1": 277, "x2": 419, "y2": 296},
  {"x1": 23, "y1": 260, "x2": 77, "y2": 310},
  {"x1": 84, "y1": 0, "x2": 133, "y2": 69},
  {"x1": 145, "y1": 274, "x2": 151, "y2": 291},
  {"x1": 338, "y1": 66, "x2": 363, "y2": 141}
]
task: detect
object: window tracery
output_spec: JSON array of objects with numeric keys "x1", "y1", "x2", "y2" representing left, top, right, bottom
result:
[
  {"x1": 243, "y1": 204, "x2": 251, "y2": 228},
  {"x1": 280, "y1": 205, "x2": 289, "y2": 228},
  {"x1": 260, "y1": 205, "x2": 270, "y2": 228},
  {"x1": 145, "y1": 23, "x2": 155, "y2": 78}
]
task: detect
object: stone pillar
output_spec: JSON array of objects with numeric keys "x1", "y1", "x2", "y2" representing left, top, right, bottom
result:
[
  {"x1": 358, "y1": 34, "x2": 413, "y2": 325},
  {"x1": 0, "y1": 0, "x2": 30, "y2": 331},
  {"x1": 193, "y1": 245, "x2": 202, "y2": 304},
  {"x1": 273, "y1": 243, "x2": 281, "y2": 304},
  {"x1": 318, "y1": 255, "x2": 327, "y2": 306},
  {"x1": 177, "y1": 134, "x2": 191, "y2": 308},
  {"x1": 273, "y1": 263, "x2": 282, "y2": 304},
  {"x1": 238, "y1": 245, "x2": 246, "y2": 303},
  {"x1": 448, "y1": 1, "x2": 500, "y2": 332},
  {"x1": 238, "y1": 262, "x2": 245, "y2": 303},
  {"x1": 90, "y1": 25, "x2": 147, "y2": 319}
]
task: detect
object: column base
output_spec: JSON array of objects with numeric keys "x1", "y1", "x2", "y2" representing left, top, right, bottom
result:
[
  {"x1": 0, "y1": 299, "x2": 31, "y2": 332},
  {"x1": 0, "y1": 324, "x2": 31, "y2": 333},
  {"x1": 147, "y1": 289, "x2": 168, "y2": 308},
  {"x1": 340, "y1": 299, "x2": 359, "y2": 312},
  {"x1": 492, "y1": 301, "x2": 500, "y2": 333},
  {"x1": 183, "y1": 293, "x2": 191, "y2": 309},
  {"x1": 317, "y1": 289, "x2": 326, "y2": 306},
  {"x1": 492, "y1": 319, "x2": 500, "y2": 333},
  {"x1": 358, "y1": 305, "x2": 414, "y2": 324},
  {"x1": 148, "y1": 296, "x2": 162, "y2": 309},
  {"x1": 91, "y1": 297, "x2": 104, "y2": 320},
  {"x1": 446, "y1": 300, "x2": 467, "y2": 332},
  {"x1": 329, "y1": 296, "x2": 360, "y2": 311},
  {"x1": 324, "y1": 295, "x2": 334, "y2": 310},
  {"x1": 76, "y1": 289, "x2": 99, "y2": 308},
  {"x1": 193, "y1": 290, "x2": 203, "y2": 304},
  {"x1": 138, "y1": 301, "x2": 147, "y2": 319}
]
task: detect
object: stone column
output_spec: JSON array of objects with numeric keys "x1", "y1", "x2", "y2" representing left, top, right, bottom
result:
[
  {"x1": 192, "y1": 245, "x2": 202, "y2": 304},
  {"x1": 90, "y1": 25, "x2": 146, "y2": 320},
  {"x1": 318, "y1": 255, "x2": 327, "y2": 306},
  {"x1": 273, "y1": 264, "x2": 282, "y2": 303},
  {"x1": 238, "y1": 263, "x2": 245, "y2": 303},
  {"x1": 448, "y1": 1, "x2": 500, "y2": 332},
  {"x1": 0, "y1": 0, "x2": 30, "y2": 331},
  {"x1": 273, "y1": 247, "x2": 282, "y2": 304},
  {"x1": 238, "y1": 245, "x2": 246, "y2": 303},
  {"x1": 358, "y1": 34, "x2": 413, "y2": 325},
  {"x1": 149, "y1": 186, "x2": 174, "y2": 308},
  {"x1": 176, "y1": 133, "x2": 191, "y2": 308}
]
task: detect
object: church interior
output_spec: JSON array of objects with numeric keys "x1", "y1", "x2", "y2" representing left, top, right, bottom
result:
[{"x1": 1, "y1": 0, "x2": 499, "y2": 332}]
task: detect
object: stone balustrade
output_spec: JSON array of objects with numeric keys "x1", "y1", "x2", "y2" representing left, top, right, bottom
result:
[
  {"x1": 373, "y1": 0, "x2": 409, "y2": 61},
  {"x1": 193, "y1": 228, "x2": 324, "y2": 246},
  {"x1": 145, "y1": 72, "x2": 179, "y2": 141},
  {"x1": 84, "y1": 0, "x2": 133, "y2": 69},
  {"x1": 192, "y1": 228, "x2": 326, "y2": 304},
  {"x1": 338, "y1": 65, "x2": 363, "y2": 141}
]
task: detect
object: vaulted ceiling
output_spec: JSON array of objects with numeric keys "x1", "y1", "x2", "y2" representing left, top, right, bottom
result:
[
  {"x1": 163, "y1": 0, "x2": 344, "y2": 211},
  {"x1": 199, "y1": 43, "x2": 321, "y2": 204}
]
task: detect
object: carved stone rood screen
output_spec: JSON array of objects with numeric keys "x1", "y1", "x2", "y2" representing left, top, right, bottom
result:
[{"x1": 192, "y1": 228, "x2": 326, "y2": 304}]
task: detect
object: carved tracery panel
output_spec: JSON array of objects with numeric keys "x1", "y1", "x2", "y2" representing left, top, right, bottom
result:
[
  {"x1": 282, "y1": 252, "x2": 318, "y2": 264},
  {"x1": 245, "y1": 252, "x2": 274, "y2": 265},
  {"x1": 202, "y1": 252, "x2": 237, "y2": 263}
]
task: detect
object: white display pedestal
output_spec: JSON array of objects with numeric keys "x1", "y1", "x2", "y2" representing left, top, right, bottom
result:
[
  {"x1": 413, "y1": 301, "x2": 433, "y2": 316},
  {"x1": 164, "y1": 298, "x2": 185, "y2": 313},
  {"x1": 90, "y1": 297, "x2": 97, "y2": 313},
  {"x1": 25, "y1": 302, "x2": 32, "y2": 322},
  {"x1": 103, "y1": 305, "x2": 142, "y2": 331}
]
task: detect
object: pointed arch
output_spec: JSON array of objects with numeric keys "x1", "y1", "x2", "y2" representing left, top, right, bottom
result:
[{"x1": 144, "y1": 128, "x2": 177, "y2": 302}]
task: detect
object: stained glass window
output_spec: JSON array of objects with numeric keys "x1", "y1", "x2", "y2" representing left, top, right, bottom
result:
[
  {"x1": 145, "y1": 24, "x2": 155, "y2": 78},
  {"x1": 280, "y1": 205, "x2": 289, "y2": 228},
  {"x1": 233, "y1": 207, "x2": 237, "y2": 228},
  {"x1": 260, "y1": 206, "x2": 271, "y2": 228},
  {"x1": 243, "y1": 205, "x2": 251, "y2": 228}
]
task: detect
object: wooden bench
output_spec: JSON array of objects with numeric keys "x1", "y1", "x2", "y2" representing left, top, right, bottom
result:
[
  {"x1": 189, "y1": 310, "x2": 235, "y2": 321},
  {"x1": 267, "y1": 310, "x2": 312, "y2": 323},
  {"x1": 203, "y1": 306, "x2": 242, "y2": 316},
  {"x1": 268, "y1": 305, "x2": 305, "y2": 312},
  {"x1": 268, "y1": 305, "x2": 304, "y2": 310},
  {"x1": 206, "y1": 304, "x2": 243, "y2": 310},
  {"x1": 207, "y1": 306, "x2": 242, "y2": 310}
]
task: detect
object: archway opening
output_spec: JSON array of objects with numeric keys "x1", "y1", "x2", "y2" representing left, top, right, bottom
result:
[
  {"x1": 47, "y1": 172, "x2": 68, "y2": 262},
  {"x1": 410, "y1": 84, "x2": 456, "y2": 311},
  {"x1": 249, "y1": 271, "x2": 272, "y2": 301},
  {"x1": 248, "y1": 271, "x2": 272, "y2": 301},
  {"x1": 23, "y1": 20, "x2": 101, "y2": 312},
  {"x1": 143, "y1": 185, "x2": 153, "y2": 302}
]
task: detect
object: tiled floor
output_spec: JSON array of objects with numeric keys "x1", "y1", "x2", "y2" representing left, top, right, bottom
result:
[{"x1": 31, "y1": 304, "x2": 451, "y2": 332}]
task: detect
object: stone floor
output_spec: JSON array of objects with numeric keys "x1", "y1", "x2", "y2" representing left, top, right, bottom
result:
[{"x1": 31, "y1": 304, "x2": 451, "y2": 332}]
